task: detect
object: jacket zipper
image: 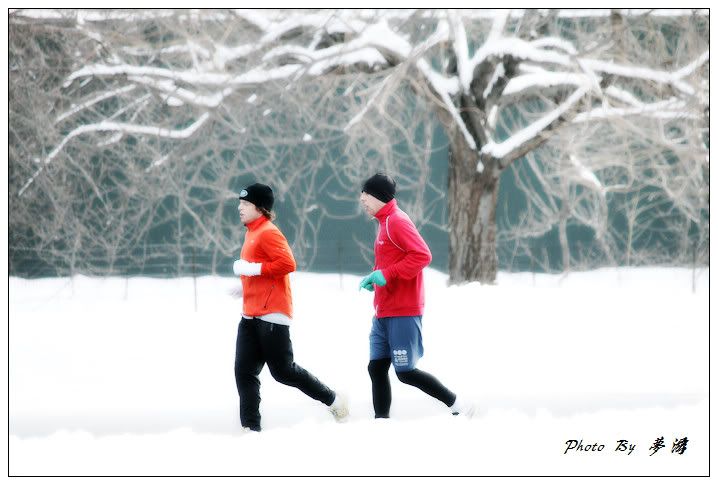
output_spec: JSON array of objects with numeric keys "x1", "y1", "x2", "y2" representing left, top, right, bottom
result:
[{"x1": 263, "y1": 284, "x2": 275, "y2": 309}]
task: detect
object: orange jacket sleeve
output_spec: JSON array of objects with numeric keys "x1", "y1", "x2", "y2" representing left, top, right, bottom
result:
[{"x1": 260, "y1": 228, "x2": 297, "y2": 277}]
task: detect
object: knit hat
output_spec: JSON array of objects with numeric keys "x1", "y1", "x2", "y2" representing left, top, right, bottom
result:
[
  {"x1": 238, "y1": 183, "x2": 274, "y2": 211},
  {"x1": 361, "y1": 173, "x2": 396, "y2": 203}
]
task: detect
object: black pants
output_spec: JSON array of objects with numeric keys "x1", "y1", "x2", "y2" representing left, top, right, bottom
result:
[
  {"x1": 368, "y1": 358, "x2": 456, "y2": 418},
  {"x1": 234, "y1": 318, "x2": 335, "y2": 431}
]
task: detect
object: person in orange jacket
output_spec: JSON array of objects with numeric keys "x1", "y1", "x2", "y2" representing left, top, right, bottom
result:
[{"x1": 231, "y1": 183, "x2": 348, "y2": 432}]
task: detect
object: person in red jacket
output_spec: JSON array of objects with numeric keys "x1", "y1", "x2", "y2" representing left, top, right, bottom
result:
[
  {"x1": 359, "y1": 173, "x2": 475, "y2": 419},
  {"x1": 232, "y1": 183, "x2": 348, "y2": 432}
]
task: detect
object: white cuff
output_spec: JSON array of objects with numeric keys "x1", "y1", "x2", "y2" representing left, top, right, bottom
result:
[
  {"x1": 245, "y1": 262, "x2": 262, "y2": 276},
  {"x1": 233, "y1": 259, "x2": 262, "y2": 276}
]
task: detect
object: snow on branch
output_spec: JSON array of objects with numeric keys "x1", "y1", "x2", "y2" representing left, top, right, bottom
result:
[
  {"x1": 257, "y1": 11, "x2": 355, "y2": 42},
  {"x1": 573, "y1": 99, "x2": 695, "y2": 122},
  {"x1": 233, "y1": 9, "x2": 275, "y2": 32},
  {"x1": 486, "y1": 9, "x2": 509, "y2": 41},
  {"x1": 472, "y1": 40, "x2": 706, "y2": 101},
  {"x1": 341, "y1": 19, "x2": 458, "y2": 134},
  {"x1": 263, "y1": 38, "x2": 388, "y2": 76},
  {"x1": 56, "y1": 84, "x2": 137, "y2": 123},
  {"x1": 344, "y1": 73, "x2": 394, "y2": 131},
  {"x1": 66, "y1": 63, "x2": 302, "y2": 88},
  {"x1": 265, "y1": 15, "x2": 450, "y2": 85},
  {"x1": 19, "y1": 114, "x2": 211, "y2": 196},
  {"x1": 673, "y1": 50, "x2": 710, "y2": 79},
  {"x1": 569, "y1": 154, "x2": 605, "y2": 195},
  {"x1": 529, "y1": 37, "x2": 578, "y2": 56},
  {"x1": 482, "y1": 85, "x2": 590, "y2": 160},
  {"x1": 309, "y1": 47, "x2": 388, "y2": 75},
  {"x1": 419, "y1": 63, "x2": 476, "y2": 151},
  {"x1": 307, "y1": 14, "x2": 472, "y2": 149},
  {"x1": 447, "y1": 11, "x2": 472, "y2": 92},
  {"x1": 236, "y1": 9, "x2": 371, "y2": 45},
  {"x1": 127, "y1": 76, "x2": 234, "y2": 107},
  {"x1": 66, "y1": 64, "x2": 231, "y2": 87},
  {"x1": 503, "y1": 72, "x2": 591, "y2": 95},
  {"x1": 211, "y1": 44, "x2": 258, "y2": 70},
  {"x1": 413, "y1": 18, "x2": 450, "y2": 57},
  {"x1": 469, "y1": 38, "x2": 572, "y2": 75},
  {"x1": 581, "y1": 57, "x2": 707, "y2": 96},
  {"x1": 602, "y1": 86, "x2": 643, "y2": 107}
]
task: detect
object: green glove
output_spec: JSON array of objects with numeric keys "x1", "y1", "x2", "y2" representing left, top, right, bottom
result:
[{"x1": 359, "y1": 270, "x2": 386, "y2": 291}]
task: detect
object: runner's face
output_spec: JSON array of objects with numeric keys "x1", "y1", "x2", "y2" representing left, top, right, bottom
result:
[
  {"x1": 238, "y1": 199, "x2": 262, "y2": 224},
  {"x1": 359, "y1": 191, "x2": 385, "y2": 217}
]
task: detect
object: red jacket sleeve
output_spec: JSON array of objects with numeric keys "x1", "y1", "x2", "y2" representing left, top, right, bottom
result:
[
  {"x1": 381, "y1": 216, "x2": 432, "y2": 281},
  {"x1": 260, "y1": 228, "x2": 297, "y2": 277}
]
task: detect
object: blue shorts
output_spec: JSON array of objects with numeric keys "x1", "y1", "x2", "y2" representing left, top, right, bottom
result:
[{"x1": 369, "y1": 316, "x2": 424, "y2": 372}]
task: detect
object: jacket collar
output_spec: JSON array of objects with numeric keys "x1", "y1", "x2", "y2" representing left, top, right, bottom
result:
[
  {"x1": 245, "y1": 215, "x2": 269, "y2": 231},
  {"x1": 374, "y1": 199, "x2": 397, "y2": 221}
]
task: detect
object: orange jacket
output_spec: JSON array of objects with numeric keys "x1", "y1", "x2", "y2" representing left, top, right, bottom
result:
[{"x1": 240, "y1": 216, "x2": 296, "y2": 318}]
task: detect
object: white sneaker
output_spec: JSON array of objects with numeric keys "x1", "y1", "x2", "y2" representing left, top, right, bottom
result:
[
  {"x1": 329, "y1": 393, "x2": 349, "y2": 422},
  {"x1": 450, "y1": 396, "x2": 476, "y2": 418}
]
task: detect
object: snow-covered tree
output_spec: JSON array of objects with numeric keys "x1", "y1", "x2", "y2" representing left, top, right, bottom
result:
[{"x1": 9, "y1": 9, "x2": 708, "y2": 282}]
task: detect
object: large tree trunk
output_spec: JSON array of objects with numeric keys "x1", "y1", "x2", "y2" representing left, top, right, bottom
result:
[{"x1": 447, "y1": 135, "x2": 500, "y2": 285}]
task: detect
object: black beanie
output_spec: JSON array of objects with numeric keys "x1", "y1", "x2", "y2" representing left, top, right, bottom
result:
[
  {"x1": 362, "y1": 173, "x2": 396, "y2": 203},
  {"x1": 238, "y1": 183, "x2": 274, "y2": 211}
]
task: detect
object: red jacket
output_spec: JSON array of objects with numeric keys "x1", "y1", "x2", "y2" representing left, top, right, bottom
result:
[
  {"x1": 240, "y1": 216, "x2": 296, "y2": 318},
  {"x1": 371, "y1": 199, "x2": 432, "y2": 318}
]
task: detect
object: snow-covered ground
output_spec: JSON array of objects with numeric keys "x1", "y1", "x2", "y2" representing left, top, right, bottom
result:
[{"x1": 9, "y1": 267, "x2": 709, "y2": 476}]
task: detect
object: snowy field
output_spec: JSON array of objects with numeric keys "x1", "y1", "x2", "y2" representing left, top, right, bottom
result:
[{"x1": 8, "y1": 267, "x2": 709, "y2": 476}]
